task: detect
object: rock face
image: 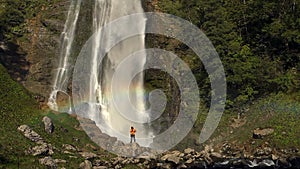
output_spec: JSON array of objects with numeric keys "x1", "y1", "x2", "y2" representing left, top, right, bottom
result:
[
  {"x1": 253, "y1": 128, "x2": 274, "y2": 139},
  {"x1": 42, "y1": 116, "x2": 54, "y2": 133}
]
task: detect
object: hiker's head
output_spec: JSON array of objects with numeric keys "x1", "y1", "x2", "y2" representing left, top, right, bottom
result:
[{"x1": 131, "y1": 126, "x2": 134, "y2": 129}]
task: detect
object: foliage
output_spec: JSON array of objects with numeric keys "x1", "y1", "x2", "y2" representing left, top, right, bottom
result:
[
  {"x1": 0, "y1": 0, "x2": 48, "y2": 40},
  {"x1": 156, "y1": 0, "x2": 300, "y2": 107}
]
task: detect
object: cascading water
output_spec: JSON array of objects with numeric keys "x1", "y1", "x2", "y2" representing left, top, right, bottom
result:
[
  {"x1": 50, "y1": 0, "x2": 153, "y2": 146},
  {"x1": 48, "y1": 0, "x2": 82, "y2": 111}
]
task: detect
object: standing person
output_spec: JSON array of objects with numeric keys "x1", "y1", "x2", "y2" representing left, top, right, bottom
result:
[{"x1": 130, "y1": 126, "x2": 136, "y2": 143}]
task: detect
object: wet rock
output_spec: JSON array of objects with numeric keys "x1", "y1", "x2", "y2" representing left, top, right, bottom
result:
[
  {"x1": 288, "y1": 156, "x2": 300, "y2": 168},
  {"x1": 210, "y1": 152, "x2": 223, "y2": 162},
  {"x1": 278, "y1": 158, "x2": 289, "y2": 167},
  {"x1": 80, "y1": 160, "x2": 92, "y2": 169},
  {"x1": 253, "y1": 128, "x2": 274, "y2": 139},
  {"x1": 17, "y1": 125, "x2": 43, "y2": 142},
  {"x1": 39, "y1": 156, "x2": 57, "y2": 169},
  {"x1": 42, "y1": 116, "x2": 54, "y2": 133}
]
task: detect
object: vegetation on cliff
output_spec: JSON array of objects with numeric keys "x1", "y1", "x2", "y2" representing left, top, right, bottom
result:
[{"x1": 150, "y1": 0, "x2": 300, "y2": 107}]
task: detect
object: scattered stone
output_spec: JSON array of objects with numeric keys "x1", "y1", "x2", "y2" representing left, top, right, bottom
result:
[
  {"x1": 42, "y1": 116, "x2": 54, "y2": 133},
  {"x1": 80, "y1": 160, "x2": 92, "y2": 169},
  {"x1": 54, "y1": 159, "x2": 67, "y2": 164},
  {"x1": 210, "y1": 152, "x2": 222, "y2": 162},
  {"x1": 80, "y1": 152, "x2": 97, "y2": 160},
  {"x1": 86, "y1": 143, "x2": 97, "y2": 151},
  {"x1": 63, "y1": 150, "x2": 74, "y2": 155},
  {"x1": 185, "y1": 158, "x2": 194, "y2": 164},
  {"x1": 63, "y1": 144, "x2": 77, "y2": 151},
  {"x1": 253, "y1": 128, "x2": 274, "y2": 139},
  {"x1": 17, "y1": 125, "x2": 43, "y2": 142},
  {"x1": 161, "y1": 153, "x2": 180, "y2": 164},
  {"x1": 184, "y1": 148, "x2": 195, "y2": 154},
  {"x1": 179, "y1": 164, "x2": 187, "y2": 168},
  {"x1": 27, "y1": 143, "x2": 54, "y2": 156},
  {"x1": 39, "y1": 156, "x2": 57, "y2": 169},
  {"x1": 271, "y1": 154, "x2": 278, "y2": 161},
  {"x1": 93, "y1": 167, "x2": 107, "y2": 169}
]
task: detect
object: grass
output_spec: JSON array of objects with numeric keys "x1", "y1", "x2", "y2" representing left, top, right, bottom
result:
[
  {"x1": 202, "y1": 91, "x2": 300, "y2": 152},
  {"x1": 173, "y1": 90, "x2": 300, "y2": 154},
  {"x1": 0, "y1": 64, "x2": 113, "y2": 168},
  {"x1": 0, "y1": 64, "x2": 42, "y2": 168}
]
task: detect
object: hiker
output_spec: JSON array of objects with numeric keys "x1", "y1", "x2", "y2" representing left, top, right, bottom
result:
[{"x1": 130, "y1": 126, "x2": 136, "y2": 143}]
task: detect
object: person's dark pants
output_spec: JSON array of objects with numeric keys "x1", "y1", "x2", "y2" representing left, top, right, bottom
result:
[{"x1": 130, "y1": 134, "x2": 136, "y2": 143}]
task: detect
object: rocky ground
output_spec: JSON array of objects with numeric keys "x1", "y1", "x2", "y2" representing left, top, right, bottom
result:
[{"x1": 17, "y1": 115, "x2": 300, "y2": 169}]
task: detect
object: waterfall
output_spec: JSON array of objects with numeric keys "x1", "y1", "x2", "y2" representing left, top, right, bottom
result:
[
  {"x1": 90, "y1": 0, "x2": 152, "y2": 146},
  {"x1": 48, "y1": 0, "x2": 82, "y2": 111},
  {"x1": 50, "y1": 0, "x2": 153, "y2": 146}
]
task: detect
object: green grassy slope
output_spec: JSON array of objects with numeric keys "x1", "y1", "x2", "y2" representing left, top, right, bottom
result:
[
  {"x1": 0, "y1": 64, "x2": 113, "y2": 168},
  {"x1": 0, "y1": 63, "x2": 41, "y2": 167},
  {"x1": 205, "y1": 92, "x2": 300, "y2": 153}
]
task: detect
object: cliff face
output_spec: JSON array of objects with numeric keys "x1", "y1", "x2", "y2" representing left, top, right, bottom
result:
[
  {"x1": 0, "y1": 0, "x2": 95, "y2": 100},
  {"x1": 0, "y1": 1, "x2": 69, "y2": 98}
]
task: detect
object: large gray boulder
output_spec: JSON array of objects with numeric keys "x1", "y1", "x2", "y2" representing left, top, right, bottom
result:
[
  {"x1": 27, "y1": 143, "x2": 54, "y2": 156},
  {"x1": 17, "y1": 125, "x2": 43, "y2": 143},
  {"x1": 42, "y1": 116, "x2": 54, "y2": 133}
]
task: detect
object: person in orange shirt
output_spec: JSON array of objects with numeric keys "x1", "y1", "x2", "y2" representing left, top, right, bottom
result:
[{"x1": 130, "y1": 126, "x2": 136, "y2": 143}]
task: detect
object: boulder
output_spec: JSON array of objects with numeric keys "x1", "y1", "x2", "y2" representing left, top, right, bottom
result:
[
  {"x1": 39, "y1": 156, "x2": 57, "y2": 169},
  {"x1": 54, "y1": 159, "x2": 67, "y2": 164},
  {"x1": 185, "y1": 158, "x2": 194, "y2": 164},
  {"x1": 184, "y1": 148, "x2": 195, "y2": 155},
  {"x1": 42, "y1": 116, "x2": 54, "y2": 133},
  {"x1": 27, "y1": 143, "x2": 54, "y2": 156},
  {"x1": 210, "y1": 152, "x2": 223, "y2": 162},
  {"x1": 80, "y1": 152, "x2": 98, "y2": 160},
  {"x1": 62, "y1": 144, "x2": 77, "y2": 151},
  {"x1": 111, "y1": 142, "x2": 148, "y2": 157},
  {"x1": 17, "y1": 125, "x2": 43, "y2": 142},
  {"x1": 253, "y1": 128, "x2": 274, "y2": 139},
  {"x1": 161, "y1": 153, "x2": 180, "y2": 164},
  {"x1": 80, "y1": 160, "x2": 92, "y2": 169}
]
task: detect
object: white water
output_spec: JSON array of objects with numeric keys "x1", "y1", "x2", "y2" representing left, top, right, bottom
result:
[
  {"x1": 48, "y1": 0, "x2": 82, "y2": 111},
  {"x1": 50, "y1": 0, "x2": 153, "y2": 146},
  {"x1": 90, "y1": 0, "x2": 152, "y2": 146}
]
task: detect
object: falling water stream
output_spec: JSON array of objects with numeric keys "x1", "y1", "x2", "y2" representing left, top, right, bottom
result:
[
  {"x1": 48, "y1": 0, "x2": 82, "y2": 111},
  {"x1": 49, "y1": 0, "x2": 153, "y2": 146}
]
